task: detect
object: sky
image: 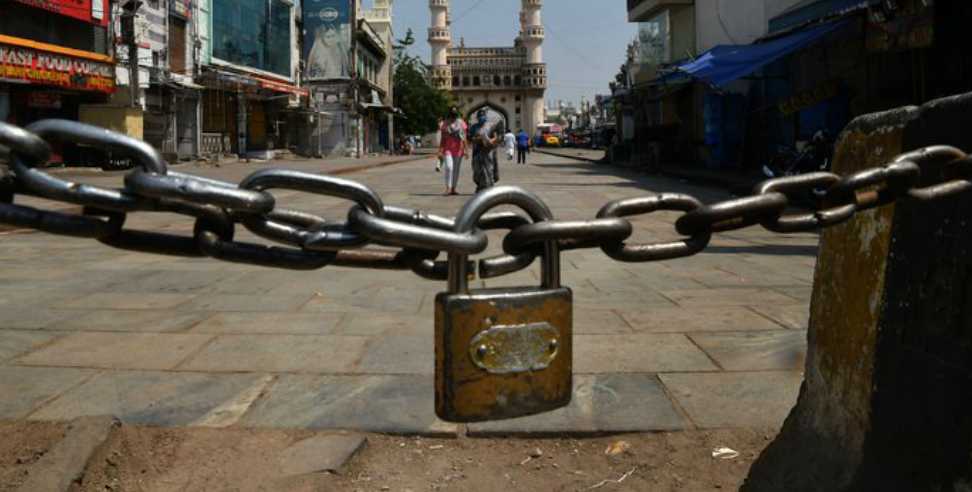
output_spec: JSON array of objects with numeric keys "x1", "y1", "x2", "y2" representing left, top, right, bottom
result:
[{"x1": 370, "y1": 0, "x2": 636, "y2": 107}]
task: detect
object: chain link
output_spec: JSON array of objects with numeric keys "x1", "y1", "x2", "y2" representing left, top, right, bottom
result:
[{"x1": 1, "y1": 120, "x2": 970, "y2": 281}]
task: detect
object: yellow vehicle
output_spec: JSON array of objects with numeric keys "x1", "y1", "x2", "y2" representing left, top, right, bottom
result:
[{"x1": 544, "y1": 134, "x2": 561, "y2": 147}]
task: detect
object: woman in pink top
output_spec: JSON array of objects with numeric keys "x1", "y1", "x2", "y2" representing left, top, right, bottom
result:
[{"x1": 438, "y1": 107, "x2": 468, "y2": 196}]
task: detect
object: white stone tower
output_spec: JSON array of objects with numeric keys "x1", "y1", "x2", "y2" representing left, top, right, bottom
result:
[
  {"x1": 428, "y1": 0, "x2": 452, "y2": 90},
  {"x1": 521, "y1": 0, "x2": 545, "y2": 133}
]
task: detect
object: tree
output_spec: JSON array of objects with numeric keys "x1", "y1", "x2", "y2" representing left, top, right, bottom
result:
[{"x1": 393, "y1": 29, "x2": 453, "y2": 137}]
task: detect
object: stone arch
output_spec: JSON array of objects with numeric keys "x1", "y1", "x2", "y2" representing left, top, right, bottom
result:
[{"x1": 465, "y1": 101, "x2": 510, "y2": 132}]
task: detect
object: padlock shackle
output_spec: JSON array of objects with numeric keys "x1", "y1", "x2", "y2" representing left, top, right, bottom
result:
[{"x1": 448, "y1": 186, "x2": 560, "y2": 293}]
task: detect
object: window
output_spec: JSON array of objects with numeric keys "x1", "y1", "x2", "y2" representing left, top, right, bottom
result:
[
  {"x1": 462, "y1": 76, "x2": 470, "y2": 86},
  {"x1": 212, "y1": 0, "x2": 292, "y2": 77},
  {"x1": 504, "y1": 75, "x2": 511, "y2": 86},
  {"x1": 514, "y1": 76, "x2": 522, "y2": 86},
  {"x1": 453, "y1": 76, "x2": 460, "y2": 86},
  {"x1": 637, "y1": 10, "x2": 671, "y2": 66},
  {"x1": 494, "y1": 75, "x2": 501, "y2": 85},
  {"x1": 473, "y1": 76, "x2": 480, "y2": 86}
]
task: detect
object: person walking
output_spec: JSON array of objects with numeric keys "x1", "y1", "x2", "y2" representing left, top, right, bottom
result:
[
  {"x1": 469, "y1": 109, "x2": 500, "y2": 193},
  {"x1": 437, "y1": 107, "x2": 467, "y2": 196},
  {"x1": 516, "y1": 128, "x2": 530, "y2": 164},
  {"x1": 503, "y1": 128, "x2": 516, "y2": 162}
]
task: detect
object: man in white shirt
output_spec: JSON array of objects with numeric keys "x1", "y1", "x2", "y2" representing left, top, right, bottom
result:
[{"x1": 503, "y1": 129, "x2": 517, "y2": 161}]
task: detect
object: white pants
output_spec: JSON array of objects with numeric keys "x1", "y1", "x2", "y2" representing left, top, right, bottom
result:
[{"x1": 444, "y1": 153, "x2": 463, "y2": 189}]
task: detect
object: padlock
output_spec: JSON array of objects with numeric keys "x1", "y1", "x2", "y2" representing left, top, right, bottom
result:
[{"x1": 435, "y1": 186, "x2": 573, "y2": 422}]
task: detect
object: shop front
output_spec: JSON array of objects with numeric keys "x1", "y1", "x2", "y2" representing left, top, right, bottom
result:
[
  {"x1": 0, "y1": 36, "x2": 115, "y2": 164},
  {"x1": 198, "y1": 68, "x2": 308, "y2": 158}
]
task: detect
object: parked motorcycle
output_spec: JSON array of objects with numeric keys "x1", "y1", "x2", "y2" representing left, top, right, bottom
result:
[{"x1": 762, "y1": 130, "x2": 834, "y2": 179}]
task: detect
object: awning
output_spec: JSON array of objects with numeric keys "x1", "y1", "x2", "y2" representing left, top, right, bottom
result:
[
  {"x1": 660, "y1": 19, "x2": 850, "y2": 88},
  {"x1": 769, "y1": 0, "x2": 876, "y2": 34}
]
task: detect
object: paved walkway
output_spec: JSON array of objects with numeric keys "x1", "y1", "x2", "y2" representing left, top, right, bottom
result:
[{"x1": 0, "y1": 151, "x2": 814, "y2": 435}]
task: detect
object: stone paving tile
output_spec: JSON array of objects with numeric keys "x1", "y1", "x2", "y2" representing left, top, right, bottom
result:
[
  {"x1": 239, "y1": 374, "x2": 456, "y2": 435},
  {"x1": 100, "y1": 270, "x2": 240, "y2": 294},
  {"x1": 62, "y1": 292, "x2": 194, "y2": 310},
  {"x1": 0, "y1": 289, "x2": 87, "y2": 311},
  {"x1": 777, "y1": 286, "x2": 814, "y2": 303},
  {"x1": 468, "y1": 374, "x2": 687, "y2": 435},
  {"x1": 50, "y1": 310, "x2": 210, "y2": 333},
  {"x1": 29, "y1": 371, "x2": 264, "y2": 426},
  {"x1": 748, "y1": 304, "x2": 810, "y2": 330},
  {"x1": 190, "y1": 312, "x2": 345, "y2": 335},
  {"x1": 0, "y1": 330, "x2": 64, "y2": 362},
  {"x1": 689, "y1": 331, "x2": 807, "y2": 371},
  {"x1": 355, "y1": 335, "x2": 432, "y2": 375},
  {"x1": 300, "y1": 288, "x2": 426, "y2": 314},
  {"x1": 0, "y1": 309, "x2": 77, "y2": 330},
  {"x1": 176, "y1": 294, "x2": 315, "y2": 312},
  {"x1": 179, "y1": 335, "x2": 369, "y2": 373},
  {"x1": 337, "y1": 313, "x2": 428, "y2": 336},
  {"x1": 619, "y1": 306, "x2": 783, "y2": 333},
  {"x1": 0, "y1": 366, "x2": 96, "y2": 419},
  {"x1": 658, "y1": 288, "x2": 802, "y2": 307},
  {"x1": 16, "y1": 332, "x2": 214, "y2": 370},
  {"x1": 573, "y1": 310, "x2": 633, "y2": 334},
  {"x1": 660, "y1": 372, "x2": 802, "y2": 428},
  {"x1": 573, "y1": 334, "x2": 718, "y2": 373}
]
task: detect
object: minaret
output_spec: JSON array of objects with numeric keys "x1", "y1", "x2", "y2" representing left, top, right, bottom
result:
[
  {"x1": 521, "y1": 0, "x2": 544, "y2": 65},
  {"x1": 428, "y1": 0, "x2": 452, "y2": 90},
  {"x1": 521, "y1": 0, "x2": 546, "y2": 132}
]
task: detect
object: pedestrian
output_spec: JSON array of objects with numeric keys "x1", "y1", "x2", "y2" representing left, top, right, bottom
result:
[
  {"x1": 503, "y1": 127, "x2": 516, "y2": 162},
  {"x1": 516, "y1": 128, "x2": 530, "y2": 164},
  {"x1": 437, "y1": 107, "x2": 467, "y2": 196},
  {"x1": 469, "y1": 109, "x2": 500, "y2": 193}
]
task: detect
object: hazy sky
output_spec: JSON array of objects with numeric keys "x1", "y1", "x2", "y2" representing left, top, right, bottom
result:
[{"x1": 371, "y1": 0, "x2": 635, "y2": 106}]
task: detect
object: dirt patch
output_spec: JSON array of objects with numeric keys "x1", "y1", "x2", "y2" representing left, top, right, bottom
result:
[
  {"x1": 0, "y1": 420, "x2": 70, "y2": 491},
  {"x1": 1, "y1": 421, "x2": 774, "y2": 491},
  {"x1": 337, "y1": 430, "x2": 771, "y2": 492}
]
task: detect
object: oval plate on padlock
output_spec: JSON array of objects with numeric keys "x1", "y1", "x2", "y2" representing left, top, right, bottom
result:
[{"x1": 469, "y1": 322, "x2": 560, "y2": 374}]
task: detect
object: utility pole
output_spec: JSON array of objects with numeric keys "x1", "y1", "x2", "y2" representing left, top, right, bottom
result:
[{"x1": 121, "y1": 1, "x2": 143, "y2": 108}]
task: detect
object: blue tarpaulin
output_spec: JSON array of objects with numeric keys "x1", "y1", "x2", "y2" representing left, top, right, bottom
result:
[{"x1": 661, "y1": 19, "x2": 850, "y2": 88}]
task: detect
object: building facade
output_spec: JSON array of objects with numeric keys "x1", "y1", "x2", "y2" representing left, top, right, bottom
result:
[
  {"x1": 0, "y1": 0, "x2": 116, "y2": 165},
  {"x1": 196, "y1": 0, "x2": 307, "y2": 160},
  {"x1": 428, "y1": 0, "x2": 546, "y2": 134},
  {"x1": 302, "y1": 0, "x2": 396, "y2": 158}
]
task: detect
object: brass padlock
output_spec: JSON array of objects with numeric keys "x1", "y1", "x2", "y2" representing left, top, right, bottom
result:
[{"x1": 435, "y1": 187, "x2": 573, "y2": 422}]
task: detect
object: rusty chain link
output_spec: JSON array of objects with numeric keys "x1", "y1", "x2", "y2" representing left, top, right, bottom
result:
[{"x1": 1, "y1": 119, "x2": 970, "y2": 281}]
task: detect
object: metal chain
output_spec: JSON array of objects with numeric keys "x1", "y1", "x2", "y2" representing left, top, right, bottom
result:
[{"x1": 1, "y1": 119, "x2": 970, "y2": 281}]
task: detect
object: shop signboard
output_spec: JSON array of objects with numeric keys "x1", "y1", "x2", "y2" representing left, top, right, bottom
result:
[
  {"x1": 303, "y1": 0, "x2": 352, "y2": 80},
  {"x1": 867, "y1": 7, "x2": 934, "y2": 52},
  {"x1": 779, "y1": 80, "x2": 841, "y2": 116},
  {"x1": 171, "y1": 0, "x2": 191, "y2": 19},
  {"x1": 0, "y1": 42, "x2": 115, "y2": 93},
  {"x1": 27, "y1": 92, "x2": 63, "y2": 109},
  {"x1": 12, "y1": 0, "x2": 109, "y2": 27}
]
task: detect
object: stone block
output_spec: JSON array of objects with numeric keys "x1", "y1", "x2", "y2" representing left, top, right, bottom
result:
[
  {"x1": 574, "y1": 334, "x2": 717, "y2": 373},
  {"x1": 0, "y1": 366, "x2": 95, "y2": 419},
  {"x1": 179, "y1": 335, "x2": 368, "y2": 373},
  {"x1": 30, "y1": 371, "x2": 265, "y2": 426},
  {"x1": 17, "y1": 332, "x2": 213, "y2": 370}
]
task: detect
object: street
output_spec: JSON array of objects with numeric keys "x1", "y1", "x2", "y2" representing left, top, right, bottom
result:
[{"x1": 0, "y1": 151, "x2": 812, "y2": 435}]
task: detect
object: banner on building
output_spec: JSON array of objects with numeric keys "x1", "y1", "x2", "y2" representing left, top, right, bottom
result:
[
  {"x1": 12, "y1": 0, "x2": 109, "y2": 27},
  {"x1": 303, "y1": 0, "x2": 352, "y2": 80},
  {"x1": 0, "y1": 42, "x2": 115, "y2": 93}
]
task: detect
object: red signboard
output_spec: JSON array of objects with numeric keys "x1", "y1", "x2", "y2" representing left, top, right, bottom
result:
[
  {"x1": 0, "y1": 41, "x2": 115, "y2": 93},
  {"x1": 12, "y1": 0, "x2": 109, "y2": 27}
]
